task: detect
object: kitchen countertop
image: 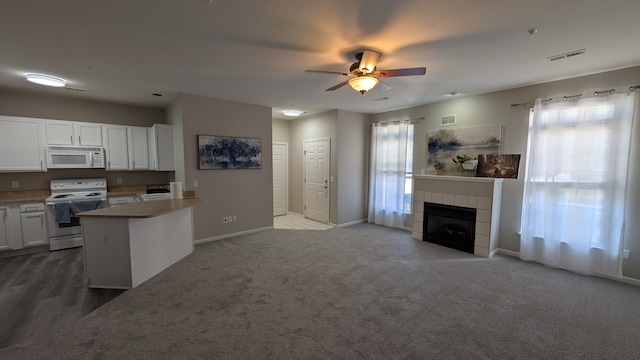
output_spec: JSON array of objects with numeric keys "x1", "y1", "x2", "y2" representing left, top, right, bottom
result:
[
  {"x1": 0, "y1": 190, "x2": 50, "y2": 204},
  {"x1": 77, "y1": 198, "x2": 201, "y2": 218}
]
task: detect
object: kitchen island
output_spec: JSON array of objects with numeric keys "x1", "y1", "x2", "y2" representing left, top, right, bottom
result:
[{"x1": 78, "y1": 198, "x2": 201, "y2": 289}]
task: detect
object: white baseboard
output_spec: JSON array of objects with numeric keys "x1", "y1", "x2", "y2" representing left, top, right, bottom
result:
[
  {"x1": 337, "y1": 219, "x2": 366, "y2": 228},
  {"x1": 194, "y1": 226, "x2": 273, "y2": 245},
  {"x1": 495, "y1": 248, "x2": 640, "y2": 286},
  {"x1": 496, "y1": 248, "x2": 520, "y2": 258},
  {"x1": 622, "y1": 276, "x2": 640, "y2": 287}
]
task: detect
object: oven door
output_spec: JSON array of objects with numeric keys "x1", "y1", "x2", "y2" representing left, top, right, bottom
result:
[{"x1": 46, "y1": 203, "x2": 84, "y2": 250}]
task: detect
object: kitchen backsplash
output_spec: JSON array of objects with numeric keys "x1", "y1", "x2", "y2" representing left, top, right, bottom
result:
[{"x1": 0, "y1": 170, "x2": 173, "y2": 192}]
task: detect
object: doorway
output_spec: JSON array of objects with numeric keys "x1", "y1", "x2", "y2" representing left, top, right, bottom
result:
[
  {"x1": 273, "y1": 142, "x2": 288, "y2": 216},
  {"x1": 303, "y1": 138, "x2": 330, "y2": 224}
]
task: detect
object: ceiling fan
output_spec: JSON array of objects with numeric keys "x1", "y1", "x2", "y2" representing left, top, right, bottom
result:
[{"x1": 305, "y1": 49, "x2": 426, "y2": 94}]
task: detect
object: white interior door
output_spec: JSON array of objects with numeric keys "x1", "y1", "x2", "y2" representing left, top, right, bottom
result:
[
  {"x1": 273, "y1": 142, "x2": 288, "y2": 217},
  {"x1": 304, "y1": 138, "x2": 330, "y2": 223}
]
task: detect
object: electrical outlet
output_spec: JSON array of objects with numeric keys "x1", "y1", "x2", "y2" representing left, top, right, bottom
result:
[
  {"x1": 232, "y1": 216, "x2": 237, "y2": 222},
  {"x1": 116, "y1": 178, "x2": 122, "y2": 185},
  {"x1": 11, "y1": 181, "x2": 19, "y2": 188},
  {"x1": 623, "y1": 250, "x2": 630, "y2": 259},
  {"x1": 193, "y1": 180, "x2": 199, "y2": 188}
]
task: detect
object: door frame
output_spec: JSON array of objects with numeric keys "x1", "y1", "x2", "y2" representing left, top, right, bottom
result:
[
  {"x1": 303, "y1": 137, "x2": 330, "y2": 223},
  {"x1": 272, "y1": 142, "x2": 289, "y2": 216}
]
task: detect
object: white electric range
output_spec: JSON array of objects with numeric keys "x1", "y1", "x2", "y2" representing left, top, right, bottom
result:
[{"x1": 44, "y1": 178, "x2": 107, "y2": 250}]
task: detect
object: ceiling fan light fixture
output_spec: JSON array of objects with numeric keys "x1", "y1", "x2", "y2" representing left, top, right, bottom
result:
[
  {"x1": 348, "y1": 76, "x2": 378, "y2": 94},
  {"x1": 282, "y1": 109, "x2": 304, "y2": 117},
  {"x1": 24, "y1": 73, "x2": 67, "y2": 87}
]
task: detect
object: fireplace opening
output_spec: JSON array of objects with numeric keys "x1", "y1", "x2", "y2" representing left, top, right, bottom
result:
[{"x1": 423, "y1": 203, "x2": 476, "y2": 254}]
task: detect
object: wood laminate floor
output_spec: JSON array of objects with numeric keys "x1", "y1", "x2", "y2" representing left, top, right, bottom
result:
[{"x1": 0, "y1": 248, "x2": 125, "y2": 349}]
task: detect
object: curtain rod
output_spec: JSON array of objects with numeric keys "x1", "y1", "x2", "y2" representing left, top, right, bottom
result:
[
  {"x1": 510, "y1": 84, "x2": 640, "y2": 108},
  {"x1": 373, "y1": 116, "x2": 424, "y2": 126}
]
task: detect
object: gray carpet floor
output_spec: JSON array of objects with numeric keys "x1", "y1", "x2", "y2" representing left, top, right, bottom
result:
[{"x1": 1, "y1": 223, "x2": 639, "y2": 359}]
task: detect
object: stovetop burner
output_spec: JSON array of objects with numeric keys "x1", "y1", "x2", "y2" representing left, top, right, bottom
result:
[
  {"x1": 87, "y1": 192, "x2": 102, "y2": 197},
  {"x1": 54, "y1": 194, "x2": 71, "y2": 199}
]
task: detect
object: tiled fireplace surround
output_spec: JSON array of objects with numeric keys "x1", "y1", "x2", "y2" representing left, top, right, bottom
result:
[{"x1": 412, "y1": 175, "x2": 503, "y2": 258}]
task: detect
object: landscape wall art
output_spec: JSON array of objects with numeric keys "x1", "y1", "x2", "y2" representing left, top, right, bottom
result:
[
  {"x1": 427, "y1": 124, "x2": 502, "y2": 174},
  {"x1": 198, "y1": 135, "x2": 262, "y2": 170}
]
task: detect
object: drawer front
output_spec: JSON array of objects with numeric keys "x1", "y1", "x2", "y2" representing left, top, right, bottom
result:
[{"x1": 19, "y1": 203, "x2": 45, "y2": 213}]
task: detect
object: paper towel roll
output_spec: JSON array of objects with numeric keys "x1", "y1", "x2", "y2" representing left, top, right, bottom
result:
[{"x1": 170, "y1": 182, "x2": 183, "y2": 199}]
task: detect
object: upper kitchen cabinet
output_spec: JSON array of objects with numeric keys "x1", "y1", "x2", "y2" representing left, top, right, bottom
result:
[
  {"x1": 102, "y1": 124, "x2": 129, "y2": 170},
  {"x1": 127, "y1": 126, "x2": 150, "y2": 170},
  {"x1": 45, "y1": 120, "x2": 102, "y2": 146},
  {"x1": 0, "y1": 116, "x2": 46, "y2": 172},
  {"x1": 148, "y1": 124, "x2": 175, "y2": 171}
]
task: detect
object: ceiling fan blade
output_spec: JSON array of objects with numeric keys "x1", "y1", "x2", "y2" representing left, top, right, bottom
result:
[
  {"x1": 373, "y1": 67, "x2": 426, "y2": 77},
  {"x1": 305, "y1": 70, "x2": 348, "y2": 76},
  {"x1": 375, "y1": 80, "x2": 391, "y2": 92},
  {"x1": 359, "y1": 50, "x2": 382, "y2": 74},
  {"x1": 326, "y1": 80, "x2": 349, "y2": 91}
]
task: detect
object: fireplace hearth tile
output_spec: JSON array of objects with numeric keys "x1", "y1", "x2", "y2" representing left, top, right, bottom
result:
[
  {"x1": 443, "y1": 193, "x2": 455, "y2": 205},
  {"x1": 423, "y1": 192, "x2": 432, "y2": 202},
  {"x1": 454, "y1": 194, "x2": 468, "y2": 207},
  {"x1": 476, "y1": 221, "x2": 491, "y2": 236},
  {"x1": 468, "y1": 196, "x2": 477, "y2": 208},
  {"x1": 477, "y1": 196, "x2": 492, "y2": 210},
  {"x1": 476, "y1": 234, "x2": 490, "y2": 247},
  {"x1": 477, "y1": 209, "x2": 491, "y2": 222},
  {"x1": 414, "y1": 191, "x2": 425, "y2": 202},
  {"x1": 431, "y1": 192, "x2": 443, "y2": 204}
]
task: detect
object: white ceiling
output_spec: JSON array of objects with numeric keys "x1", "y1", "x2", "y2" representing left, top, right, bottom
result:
[{"x1": 1, "y1": 0, "x2": 639, "y2": 119}]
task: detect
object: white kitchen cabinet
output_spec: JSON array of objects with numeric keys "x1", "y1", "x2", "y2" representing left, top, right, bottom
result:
[
  {"x1": 148, "y1": 124, "x2": 175, "y2": 171},
  {"x1": 0, "y1": 116, "x2": 47, "y2": 172},
  {"x1": 19, "y1": 203, "x2": 47, "y2": 247},
  {"x1": 127, "y1": 126, "x2": 150, "y2": 170},
  {"x1": 45, "y1": 120, "x2": 102, "y2": 146},
  {"x1": 102, "y1": 124, "x2": 129, "y2": 170},
  {"x1": 0, "y1": 206, "x2": 9, "y2": 251}
]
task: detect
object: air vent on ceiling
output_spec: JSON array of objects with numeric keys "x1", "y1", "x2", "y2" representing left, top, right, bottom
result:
[
  {"x1": 546, "y1": 49, "x2": 586, "y2": 62},
  {"x1": 373, "y1": 97, "x2": 389, "y2": 102},
  {"x1": 441, "y1": 114, "x2": 456, "y2": 126}
]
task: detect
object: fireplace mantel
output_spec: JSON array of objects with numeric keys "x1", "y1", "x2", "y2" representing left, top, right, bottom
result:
[{"x1": 412, "y1": 175, "x2": 503, "y2": 257}]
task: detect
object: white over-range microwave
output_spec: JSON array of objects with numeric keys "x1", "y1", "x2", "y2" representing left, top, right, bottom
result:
[{"x1": 45, "y1": 146, "x2": 105, "y2": 169}]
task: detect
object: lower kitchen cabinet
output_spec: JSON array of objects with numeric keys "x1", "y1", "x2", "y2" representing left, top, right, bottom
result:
[
  {"x1": 20, "y1": 203, "x2": 48, "y2": 247},
  {"x1": 0, "y1": 206, "x2": 9, "y2": 251}
]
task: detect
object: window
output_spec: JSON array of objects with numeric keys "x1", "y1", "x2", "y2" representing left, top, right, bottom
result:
[
  {"x1": 520, "y1": 94, "x2": 634, "y2": 278},
  {"x1": 368, "y1": 121, "x2": 413, "y2": 229},
  {"x1": 403, "y1": 124, "x2": 414, "y2": 214}
]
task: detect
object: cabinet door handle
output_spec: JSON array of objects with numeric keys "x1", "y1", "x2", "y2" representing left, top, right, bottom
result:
[
  {"x1": 23, "y1": 207, "x2": 39, "y2": 212},
  {"x1": 132, "y1": 160, "x2": 135, "y2": 168},
  {"x1": 78, "y1": 135, "x2": 82, "y2": 145},
  {"x1": 41, "y1": 160, "x2": 43, "y2": 170},
  {"x1": 70, "y1": 135, "x2": 73, "y2": 144},
  {"x1": 107, "y1": 160, "x2": 111, "y2": 169},
  {"x1": 25, "y1": 214, "x2": 41, "y2": 219}
]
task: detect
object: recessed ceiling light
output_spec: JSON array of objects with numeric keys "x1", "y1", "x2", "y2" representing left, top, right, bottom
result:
[
  {"x1": 282, "y1": 109, "x2": 304, "y2": 117},
  {"x1": 446, "y1": 91, "x2": 460, "y2": 96},
  {"x1": 24, "y1": 73, "x2": 67, "y2": 87}
]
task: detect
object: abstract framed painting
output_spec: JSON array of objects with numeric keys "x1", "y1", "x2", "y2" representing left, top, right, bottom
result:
[
  {"x1": 427, "y1": 124, "x2": 502, "y2": 174},
  {"x1": 198, "y1": 135, "x2": 262, "y2": 170}
]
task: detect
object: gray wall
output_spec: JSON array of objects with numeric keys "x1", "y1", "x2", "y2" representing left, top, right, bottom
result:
[
  {"x1": 272, "y1": 119, "x2": 291, "y2": 144},
  {"x1": 170, "y1": 93, "x2": 273, "y2": 241},
  {"x1": 0, "y1": 87, "x2": 170, "y2": 191},
  {"x1": 336, "y1": 110, "x2": 369, "y2": 225},
  {"x1": 370, "y1": 65, "x2": 640, "y2": 280}
]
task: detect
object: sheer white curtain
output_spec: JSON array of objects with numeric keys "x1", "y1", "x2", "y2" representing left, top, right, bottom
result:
[
  {"x1": 368, "y1": 121, "x2": 409, "y2": 229},
  {"x1": 520, "y1": 93, "x2": 635, "y2": 278}
]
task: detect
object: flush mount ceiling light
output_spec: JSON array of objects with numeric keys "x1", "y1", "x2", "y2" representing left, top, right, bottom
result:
[
  {"x1": 24, "y1": 73, "x2": 67, "y2": 87},
  {"x1": 348, "y1": 76, "x2": 379, "y2": 94},
  {"x1": 282, "y1": 109, "x2": 304, "y2": 117}
]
